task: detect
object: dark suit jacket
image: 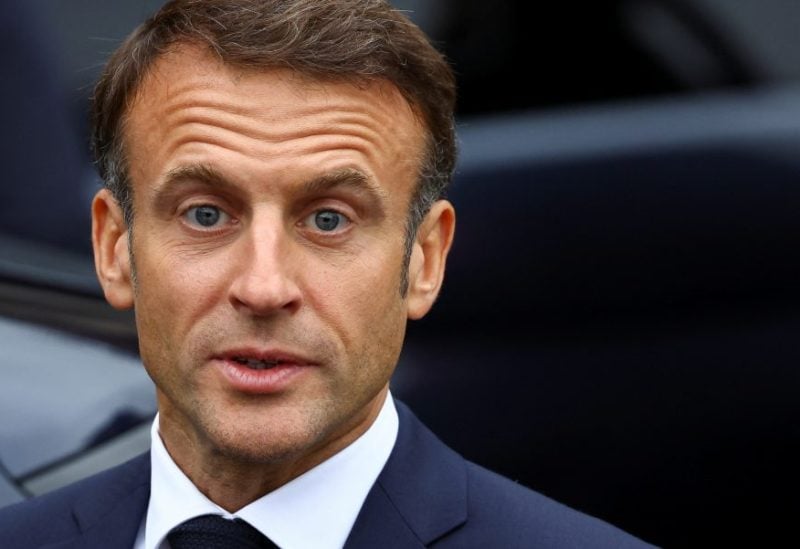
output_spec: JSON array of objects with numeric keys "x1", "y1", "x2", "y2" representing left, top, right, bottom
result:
[{"x1": 0, "y1": 402, "x2": 653, "y2": 548}]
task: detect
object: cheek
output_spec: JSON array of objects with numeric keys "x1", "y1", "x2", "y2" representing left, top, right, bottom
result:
[
  {"x1": 321, "y1": 238, "x2": 403, "y2": 305},
  {"x1": 327, "y1": 246, "x2": 407, "y2": 347},
  {"x1": 139, "y1": 240, "x2": 227, "y2": 301},
  {"x1": 132, "y1": 244, "x2": 226, "y2": 354}
]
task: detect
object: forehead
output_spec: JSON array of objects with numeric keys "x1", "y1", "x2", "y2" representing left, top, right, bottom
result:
[{"x1": 123, "y1": 44, "x2": 427, "y2": 199}]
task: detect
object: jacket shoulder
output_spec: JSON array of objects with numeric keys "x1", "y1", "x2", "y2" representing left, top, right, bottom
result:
[
  {"x1": 388, "y1": 401, "x2": 654, "y2": 548},
  {"x1": 448, "y1": 461, "x2": 655, "y2": 548},
  {"x1": 0, "y1": 453, "x2": 150, "y2": 546}
]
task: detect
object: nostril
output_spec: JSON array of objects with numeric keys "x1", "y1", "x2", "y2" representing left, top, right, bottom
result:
[{"x1": 228, "y1": 268, "x2": 303, "y2": 316}]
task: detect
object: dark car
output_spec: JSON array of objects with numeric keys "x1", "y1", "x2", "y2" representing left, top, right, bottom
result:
[{"x1": 0, "y1": 234, "x2": 154, "y2": 507}]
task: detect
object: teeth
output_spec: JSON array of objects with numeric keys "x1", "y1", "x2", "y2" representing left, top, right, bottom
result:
[{"x1": 234, "y1": 357, "x2": 279, "y2": 370}]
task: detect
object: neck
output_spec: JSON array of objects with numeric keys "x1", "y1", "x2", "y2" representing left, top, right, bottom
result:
[{"x1": 157, "y1": 390, "x2": 388, "y2": 511}]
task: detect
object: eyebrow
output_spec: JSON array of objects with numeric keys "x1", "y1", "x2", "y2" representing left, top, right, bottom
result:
[
  {"x1": 153, "y1": 163, "x2": 388, "y2": 215},
  {"x1": 158, "y1": 163, "x2": 236, "y2": 194},
  {"x1": 300, "y1": 167, "x2": 388, "y2": 208},
  {"x1": 149, "y1": 164, "x2": 235, "y2": 210}
]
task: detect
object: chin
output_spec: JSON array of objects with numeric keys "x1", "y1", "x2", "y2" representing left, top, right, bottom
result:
[{"x1": 203, "y1": 409, "x2": 329, "y2": 465}]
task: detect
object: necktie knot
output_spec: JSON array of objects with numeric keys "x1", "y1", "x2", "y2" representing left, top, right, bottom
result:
[{"x1": 167, "y1": 514, "x2": 278, "y2": 548}]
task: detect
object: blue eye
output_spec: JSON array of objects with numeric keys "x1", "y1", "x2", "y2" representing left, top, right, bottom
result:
[
  {"x1": 185, "y1": 205, "x2": 228, "y2": 228},
  {"x1": 308, "y1": 210, "x2": 348, "y2": 232}
]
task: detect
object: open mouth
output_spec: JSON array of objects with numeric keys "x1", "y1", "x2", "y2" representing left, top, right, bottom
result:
[{"x1": 233, "y1": 357, "x2": 281, "y2": 370}]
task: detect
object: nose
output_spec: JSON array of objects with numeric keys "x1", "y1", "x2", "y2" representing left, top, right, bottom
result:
[{"x1": 227, "y1": 223, "x2": 302, "y2": 316}]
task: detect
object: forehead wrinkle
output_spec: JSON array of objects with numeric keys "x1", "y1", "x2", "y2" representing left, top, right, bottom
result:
[
  {"x1": 133, "y1": 51, "x2": 421, "y2": 154},
  {"x1": 159, "y1": 117, "x2": 409, "y2": 185},
  {"x1": 170, "y1": 109, "x2": 394, "y2": 145},
  {"x1": 163, "y1": 99, "x2": 410, "y2": 146},
  {"x1": 128, "y1": 49, "x2": 425, "y2": 198},
  {"x1": 136, "y1": 44, "x2": 422, "y2": 142},
  {"x1": 145, "y1": 103, "x2": 409, "y2": 177}
]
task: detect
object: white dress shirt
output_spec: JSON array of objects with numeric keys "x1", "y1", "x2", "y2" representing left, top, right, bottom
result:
[{"x1": 133, "y1": 393, "x2": 398, "y2": 549}]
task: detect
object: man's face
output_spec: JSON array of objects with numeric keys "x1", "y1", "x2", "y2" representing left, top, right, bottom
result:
[{"x1": 92, "y1": 46, "x2": 453, "y2": 480}]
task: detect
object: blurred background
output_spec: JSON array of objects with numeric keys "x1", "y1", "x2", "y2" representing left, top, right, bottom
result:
[{"x1": 3, "y1": 1, "x2": 800, "y2": 546}]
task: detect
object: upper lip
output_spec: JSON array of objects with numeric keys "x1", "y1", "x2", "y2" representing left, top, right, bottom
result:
[{"x1": 212, "y1": 347, "x2": 317, "y2": 366}]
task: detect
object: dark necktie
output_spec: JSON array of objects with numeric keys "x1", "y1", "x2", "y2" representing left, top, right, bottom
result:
[{"x1": 167, "y1": 514, "x2": 279, "y2": 548}]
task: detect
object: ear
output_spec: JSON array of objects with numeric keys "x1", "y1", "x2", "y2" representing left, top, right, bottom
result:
[
  {"x1": 92, "y1": 189, "x2": 134, "y2": 309},
  {"x1": 407, "y1": 200, "x2": 456, "y2": 320}
]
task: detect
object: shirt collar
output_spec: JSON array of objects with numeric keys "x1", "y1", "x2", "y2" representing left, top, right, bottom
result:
[{"x1": 143, "y1": 392, "x2": 398, "y2": 549}]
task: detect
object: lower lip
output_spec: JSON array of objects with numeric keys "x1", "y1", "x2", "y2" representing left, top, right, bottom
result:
[{"x1": 213, "y1": 359, "x2": 310, "y2": 394}]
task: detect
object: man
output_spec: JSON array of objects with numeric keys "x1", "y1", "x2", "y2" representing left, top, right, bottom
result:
[{"x1": 0, "y1": 1, "x2": 652, "y2": 547}]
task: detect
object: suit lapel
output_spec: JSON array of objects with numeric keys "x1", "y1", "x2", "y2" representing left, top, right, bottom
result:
[
  {"x1": 344, "y1": 482, "x2": 426, "y2": 548},
  {"x1": 43, "y1": 453, "x2": 151, "y2": 549},
  {"x1": 345, "y1": 401, "x2": 468, "y2": 548}
]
